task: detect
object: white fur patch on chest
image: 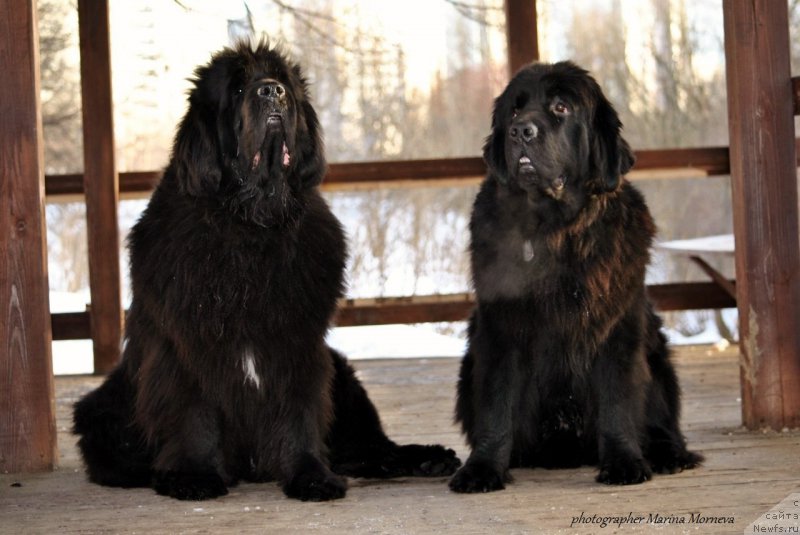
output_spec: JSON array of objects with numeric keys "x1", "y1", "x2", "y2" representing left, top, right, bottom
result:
[
  {"x1": 523, "y1": 239, "x2": 535, "y2": 262},
  {"x1": 241, "y1": 347, "x2": 262, "y2": 390}
]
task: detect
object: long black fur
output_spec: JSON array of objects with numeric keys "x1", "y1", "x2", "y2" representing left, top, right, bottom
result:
[
  {"x1": 73, "y1": 41, "x2": 459, "y2": 502},
  {"x1": 449, "y1": 61, "x2": 702, "y2": 493}
]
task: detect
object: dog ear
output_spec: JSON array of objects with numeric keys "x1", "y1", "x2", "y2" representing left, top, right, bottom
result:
[
  {"x1": 591, "y1": 92, "x2": 635, "y2": 193},
  {"x1": 172, "y1": 101, "x2": 224, "y2": 196},
  {"x1": 216, "y1": 98, "x2": 241, "y2": 168},
  {"x1": 172, "y1": 51, "x2": 245, "y2": 196},
  {"x1": 482, "y1": 102, "x2": 510, "y2": 185},
  {"x1": 292, "y1": 71, "x2": 327, "y2": 188}
]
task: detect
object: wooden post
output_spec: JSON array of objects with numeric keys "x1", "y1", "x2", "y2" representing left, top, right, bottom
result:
[
  {"x1": 504, "y1": 0, "x2": 538, "y2": 77},
  {"x1": 0, "y1": 0, "x2": 58, "y2": 472},
  {"x1": 723, "y1": 1, "x2": 800, "y2": 429},
  {"x1": 78, "y1": 0, "x2": 123, "y2": 374}
]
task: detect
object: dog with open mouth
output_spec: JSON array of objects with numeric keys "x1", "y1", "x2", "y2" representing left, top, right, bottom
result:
[
  {"x1": 73, "y1": 41, "x2": 460, "y2": 502},
  {"x1": 450, "y1": 61, "x2": 702, "y2": 493}
]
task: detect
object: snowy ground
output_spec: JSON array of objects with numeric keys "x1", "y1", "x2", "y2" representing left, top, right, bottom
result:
[{"x1": 51, "y1": 325, "x2": 467, "y2": 375}]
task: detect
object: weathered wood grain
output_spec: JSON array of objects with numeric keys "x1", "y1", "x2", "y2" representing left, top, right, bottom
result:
[
  {"x1": 0, "y1": 0, "x2": 57, "y2": 473},
  {"x1": 723, "y1": 0, "x2": 800, "y2": 429}
]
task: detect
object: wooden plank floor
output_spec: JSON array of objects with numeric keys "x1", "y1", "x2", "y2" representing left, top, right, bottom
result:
[{"x1": 2, "y1": 345, "x2": 799, "y2": 534}]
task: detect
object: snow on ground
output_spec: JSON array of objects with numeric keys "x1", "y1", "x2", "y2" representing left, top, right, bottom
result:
[
  {"x1": 53, "y1": 340, "x2": 94, "y2": 375},
  {"x1": 326, "y1": 324, "x2": 467, "y2": 360},
  {"x1": 663, "y1": 308, "x2": 738, "y2": 346},
  {"x1": 51, "y1": 324, "x2": 466, "y2": 376}
]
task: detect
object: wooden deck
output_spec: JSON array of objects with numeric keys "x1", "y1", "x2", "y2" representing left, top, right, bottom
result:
[{"x1": 2, "y1": 345, "x2": 799, "y2": 534}]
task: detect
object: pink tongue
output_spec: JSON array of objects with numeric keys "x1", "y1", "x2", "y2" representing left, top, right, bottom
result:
[
  {"x1": 251, "y1": 145, "x2": 289, "y2": 170},
  {"x1": 282, "y1": 142, "x2": 291, "y2": 167}
]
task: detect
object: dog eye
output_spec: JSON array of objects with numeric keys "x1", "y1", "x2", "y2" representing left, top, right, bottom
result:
[
  {"x1": 551, "y1": 101, "x2": 570, "y2": 115},
  {"x1": 512, "y1": 109, "x2": 519, "y2": 119}
]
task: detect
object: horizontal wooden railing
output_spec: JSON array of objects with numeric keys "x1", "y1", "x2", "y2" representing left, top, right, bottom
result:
[
  {"x1": 43, "y1": 143, "x2": 800, "y2": 198},
  {"x1": 48, "y1": 140, "x2": 794, "y2": 341},
  {"x1": 327, "y1": 282, "x2": 738, "y2": 323}
]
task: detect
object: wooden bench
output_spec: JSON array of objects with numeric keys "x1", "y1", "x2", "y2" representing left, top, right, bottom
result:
[{"x1": 656, "y1": 234, "x2": 736, "y2": 301}]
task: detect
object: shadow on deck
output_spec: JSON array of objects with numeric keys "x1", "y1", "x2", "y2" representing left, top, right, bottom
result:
[{"x1": 2, "y1": 345, "x2": 799, "y2": 533}]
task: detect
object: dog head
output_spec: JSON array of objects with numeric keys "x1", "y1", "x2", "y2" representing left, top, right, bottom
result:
[
  {"x1": 484, "y1": 61, "x2": 634, "y2": 213},
  {"x1": 172, "y1": 40, "x2": 325, "y2": 226}
]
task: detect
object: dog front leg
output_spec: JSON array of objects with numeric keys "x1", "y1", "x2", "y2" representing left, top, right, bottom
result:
[
  {"x1": 450, "y1": 348, "x2": 517, "y2": 493},
  {"x1": 275, "y1": 356, "x2": 347, "y2": 501},
  {"x1": 593, "y1": 334, "x2": 652, "y2": 485},
  {"x1": 151, "y1": 399, "x2": 230, "y2": 500}
]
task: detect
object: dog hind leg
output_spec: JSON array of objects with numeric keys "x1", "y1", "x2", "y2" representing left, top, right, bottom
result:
[
  {"x1": 643, "y1": 322, "x2": 704, "y2": 473},
  {"x1": 73, "y1": 364, "x2": 153, "y2": 488}
]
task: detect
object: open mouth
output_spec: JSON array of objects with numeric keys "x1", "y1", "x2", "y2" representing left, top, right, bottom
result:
[
  {"x1": 247, "y1": 109, "x2": 291, "y2": 171},
  {"x1": 513, "y1": 153, "x2": 567, "y2": 198},
  {"x1": 518, "y1": 155, "x2": 535, "y2": 174},
  {"x1": 251, "y1": 141, "x2": 291, "y2": 170}
]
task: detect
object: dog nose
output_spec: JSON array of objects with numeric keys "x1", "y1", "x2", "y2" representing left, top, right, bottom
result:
[
  {"x1": 509, "y1": 120, "x2": 538, "y2": 142},
  {"x1": 257, "y1": 81, "x2": 286, "y2": 100}
]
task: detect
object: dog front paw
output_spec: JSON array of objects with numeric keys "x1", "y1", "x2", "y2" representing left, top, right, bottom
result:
[
  {"x1": 284, "y1": 455, "x2": 347, "y2": 501},
  {"x1": 449, "y1": 461, "x2": 507, "y2": 493},
  {"x1": 596, "y1": 456, "x2": 652, "y2": 485},
  {"x1": 283, "y1": 471, "x2": 347, "y2": 502},
  {"x1": 153, "y1": 470, "x2": 228, "y2": 500}
]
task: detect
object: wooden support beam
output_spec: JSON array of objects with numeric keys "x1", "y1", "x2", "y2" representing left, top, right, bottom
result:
[
  {"x1": 78, "y1": 0, "x2": 123, "y2": 374},
  {"x1": 634, "y1": 146, "x2": 731, "y2": 176},
  {"x1": 51, "y1": 311, "x2": 92, "y2": 341},
  {"x1": 504, "y1": 0, "x2": 538, "y2": 76},
  {"x1": 647, "y1": 281, "x2": 736, "y2": 312},
  {"x1": 333, "y1": 283, "x2": 736, "y2": 325},
  {"x1": 45, "y1": 170, "x2": 159, "y2": 198},
  {"x1": 326, "y1": 157, "x2": 485, "y2": 185},
  {"x1": 334, "y1": 294, "x2": 475, "y2": 326},
  {"x1": 689, "y1": 256, "x2": 737, "y2": 300},
  {"x1": 723, "y1": 0, "x2": 800, "y2": 429},
  {"x1": 0, "y1": 0, "x2": 58, "y2": 473}
]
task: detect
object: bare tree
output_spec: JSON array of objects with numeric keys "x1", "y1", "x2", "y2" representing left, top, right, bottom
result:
[
  {"x1": 562, "y1": 0, "x2": 736, "y2": 339},
  {"x1": 39, "y1": 0, "x2": 90, "y2": 294},
  {"x1": 791, "y1": 0, "x2": 800, "y2": 73},
  {"x1": 39, "y1": 0, "x2": 83, "y2": 173}
]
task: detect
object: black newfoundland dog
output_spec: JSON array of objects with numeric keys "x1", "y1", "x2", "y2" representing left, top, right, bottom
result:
[
  {"x1": 73, "y1": 41, "x2": 459, "y2": 502},
  {"x1": 449, "y1": 61, "x2": 702, "y2": 493}
]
